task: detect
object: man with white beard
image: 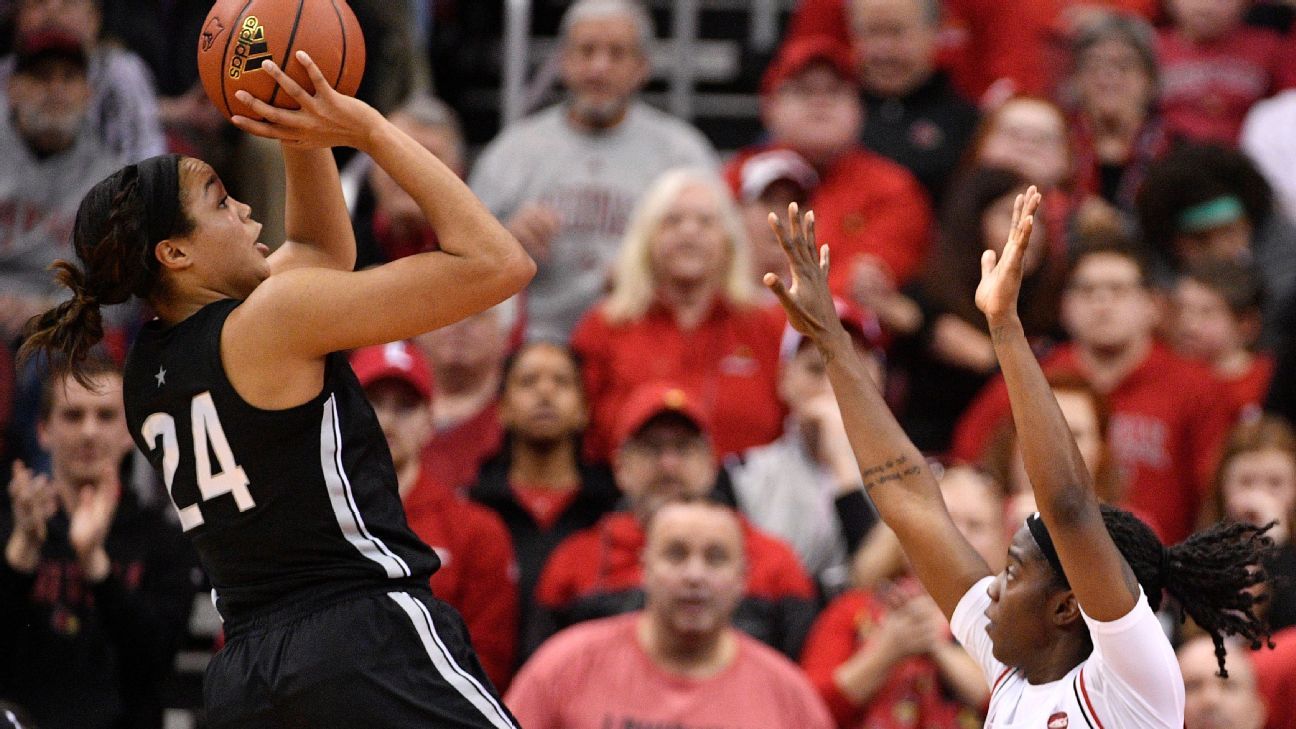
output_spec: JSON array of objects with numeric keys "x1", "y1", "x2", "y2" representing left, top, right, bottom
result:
[
  {"x1": 470, "y1": 0, "x2": 719, "y2": 342},
  {"x1": 0, "y1": 29, "x2": 122, "y2": 341}
]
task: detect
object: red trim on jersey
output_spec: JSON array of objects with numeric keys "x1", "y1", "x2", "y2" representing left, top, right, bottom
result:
[
  {"x1": 991, "y1": 667, "x2": 1014, "y2": 695},
  {"x1": 1078, "y1": 668, "x2": 1108, "y2": 729}
]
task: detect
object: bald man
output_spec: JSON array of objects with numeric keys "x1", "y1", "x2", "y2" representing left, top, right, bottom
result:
[{"x1": 508, "y1": 500, "x2": 832, "y2": 729}]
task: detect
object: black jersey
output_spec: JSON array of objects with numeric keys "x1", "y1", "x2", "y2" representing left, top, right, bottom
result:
[{"x1": 123, "y1": 300, "x2": 437, "y2": 629}]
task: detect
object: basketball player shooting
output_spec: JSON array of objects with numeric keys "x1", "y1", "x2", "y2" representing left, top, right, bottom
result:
[{"x1": 20, "y1": 52, "x2": 534, "y2": 727}]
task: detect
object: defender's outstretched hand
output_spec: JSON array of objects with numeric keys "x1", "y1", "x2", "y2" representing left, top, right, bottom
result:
[
  {"x1": 765, "y1": 204, "x2": 993, "y2": 620},
  {"x1": 975, "y1": 185, "x2": 1042, "y2": 327},
  {"x1": 764, "y1": 203, "x2": 846, "y2": 348},
  {"x1": 229, "y1": 51, "x2": 382, "y2": 151}
]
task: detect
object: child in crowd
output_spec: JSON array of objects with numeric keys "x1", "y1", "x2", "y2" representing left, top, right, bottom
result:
[
  {"x1": 1171, "y1": 260, "x2": 1273, "y2": 415},
  {"x1": 1214, "y1": 416, "x2": 1296, "y2": 632}
]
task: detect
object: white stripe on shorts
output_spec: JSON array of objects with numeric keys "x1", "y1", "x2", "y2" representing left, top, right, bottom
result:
[{"x1": 387, "y1": 591, "x2": 516, "y2": 729}]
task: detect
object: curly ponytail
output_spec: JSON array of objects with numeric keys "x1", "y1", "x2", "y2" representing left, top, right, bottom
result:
[
  {"x1": 1100, "y1": 505, "x2": 1276, "y2": 678},
  {"x1": 18, "y1": 157, "x2": 188, "y2": 387},
  {"x1": 19, "y1": 262, "x2": 110, "y2": 388}
]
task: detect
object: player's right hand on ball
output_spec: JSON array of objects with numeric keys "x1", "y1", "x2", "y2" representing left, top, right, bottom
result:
[{"x1": 230, "y1": 50, "x2": 382, "y2": 151}]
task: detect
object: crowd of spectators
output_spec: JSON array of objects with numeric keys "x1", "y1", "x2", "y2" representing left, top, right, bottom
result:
[{"x1": 3, "y1": 0, "x2": 1296, "y2": 727}]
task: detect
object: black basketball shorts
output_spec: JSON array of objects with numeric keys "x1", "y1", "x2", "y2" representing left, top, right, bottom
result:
[{"x1": 203, "y1": 587, "x2": 519, "y2": 728}]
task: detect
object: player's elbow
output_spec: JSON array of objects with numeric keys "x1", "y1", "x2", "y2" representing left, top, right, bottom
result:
[
  {"x1": 499, "y1": 248, "x2": 537, "y2": 292},
  {"x1": 464, "y1": 247, "x2": 535, "y2": 311}
]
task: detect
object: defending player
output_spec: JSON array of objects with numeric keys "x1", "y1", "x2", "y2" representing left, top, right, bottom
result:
[
  {"x1": 19, "y1": 52, "x2": 533, "y2": 728},
  {"x1": 764, "y1": 190, "x2": 1273, "y2": 727}
]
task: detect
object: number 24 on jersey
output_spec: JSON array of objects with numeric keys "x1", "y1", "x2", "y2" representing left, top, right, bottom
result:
[{"x1": 141, "y1": 392, "x2": 256, "y2": 531}]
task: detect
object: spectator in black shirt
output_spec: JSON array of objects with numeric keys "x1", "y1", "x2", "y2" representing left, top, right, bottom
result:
[
  {"x1": 850, "y1": 0, "x2": 979, "y2": 206},
  {"x1": 1, "y1": 358, "x2": 195, "y2": 729},
  {"x1": 469, "y1": 342, "x2": 619, "y2": 665}
]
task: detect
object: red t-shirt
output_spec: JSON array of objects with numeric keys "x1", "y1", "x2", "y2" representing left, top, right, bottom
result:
[
  {"x1": 724, "y1": 145, "x2": 933, "y2": 291},
  {"x1": 952, "y1": 342, "x2": 1239, "y2": 544},
  {"x1": 1252, "y1": 626, "x2": 1296, "y2": 729},
  {"x1": 403, "y1": 468, "x2": 519, "y2": 690},
  {"x1": 571, "y1": 299, "x2": 786, "y2": 462},
  {"x1": 802, "y1": 588, "x2": 984, "y2": 729},
  {"x1": 535, "y1": 511, "x2": 814, "y2": 615},
  {"x1": 419, "y1": 401, "x2": 504, "y2": 493},
  {"x1": 1157, "y1": 26, "x2": 1296, "y2": 145},
  {"x1": 506, "y1": 613, "x2": 834, "y2": 729}
]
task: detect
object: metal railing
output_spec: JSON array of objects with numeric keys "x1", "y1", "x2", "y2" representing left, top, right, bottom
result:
[{"x1": 500, "y1": 0, "x2": 786, "y2": 128}]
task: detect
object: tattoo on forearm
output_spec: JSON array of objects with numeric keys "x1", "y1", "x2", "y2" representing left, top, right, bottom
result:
[{"x1": 858, "y1": 454, "x2": 922, "y2": 491}]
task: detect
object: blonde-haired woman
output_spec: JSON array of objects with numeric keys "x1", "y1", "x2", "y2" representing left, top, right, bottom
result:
[{"x1": 572, "y1": 167, "x2": 785, "y2": 462}]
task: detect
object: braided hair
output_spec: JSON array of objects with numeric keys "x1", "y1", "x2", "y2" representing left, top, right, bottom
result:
[
  {"x1": 1041, "y1": 504, "x2": 1275, "y2": 678},
  {"x1": 18, "y1": 157, "x2": 193, "y2": 387}
]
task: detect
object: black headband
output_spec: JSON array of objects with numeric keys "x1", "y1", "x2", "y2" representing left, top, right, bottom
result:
[
  {"x1": 134, "y1": 154, "x2": 183, "y2": 248},
  {"x1": 1025, "y1": 512, "x2": 1067, "y2": 582}
]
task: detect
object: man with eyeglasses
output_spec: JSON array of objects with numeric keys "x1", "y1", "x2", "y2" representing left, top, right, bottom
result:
[
  {"x1": 953, "y1": 236, "x2": 1239, "y2": 545},
  {"x1": 530, "y1": 383, "x2": 818, "y2": 660}
]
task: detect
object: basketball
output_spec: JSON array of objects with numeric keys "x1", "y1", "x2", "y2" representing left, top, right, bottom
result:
[{"x1": 197, "y1": 0, "x2": 365, "y2": 121}]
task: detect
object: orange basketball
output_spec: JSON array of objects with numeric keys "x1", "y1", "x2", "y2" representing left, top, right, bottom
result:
[{"x1": 197, "y1": 0, "x2": 365, "y2": 121}]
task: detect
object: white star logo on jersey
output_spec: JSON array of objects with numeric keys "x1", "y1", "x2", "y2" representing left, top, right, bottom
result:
[{"x1": 155, "y1": 366, "x2": 167, "y2": 387}]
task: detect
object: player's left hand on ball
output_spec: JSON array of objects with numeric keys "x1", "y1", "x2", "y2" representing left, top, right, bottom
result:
[{"x1": 229, "y1": 50, "x2": 381, "y2": 150}]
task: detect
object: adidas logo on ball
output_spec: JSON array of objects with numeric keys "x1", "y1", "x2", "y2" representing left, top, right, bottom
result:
[{"x1": 228, "y1": 16, "x2": 272, "y2": 79}]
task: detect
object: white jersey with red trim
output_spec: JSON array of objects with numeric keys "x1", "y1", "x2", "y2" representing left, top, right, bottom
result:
[{"x1": 950, "y1": 576, "x2": 1184, "y2": 728}]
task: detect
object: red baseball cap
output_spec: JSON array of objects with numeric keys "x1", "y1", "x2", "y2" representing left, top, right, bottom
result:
[
  {"x1": 351, "y1": 341, "x2": 434, "y2": 402},
  {"x1": 13, "y1": 30, "x2": 88, "y2": 75},
  {"x1": 760, "y1": 35, "x2": 856, "y2": 96},
  {"x1": 613, "y1": 383, "x2": 712, "y2": 451}
]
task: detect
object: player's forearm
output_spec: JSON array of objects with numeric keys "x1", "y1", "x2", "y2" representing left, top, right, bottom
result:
[
  {"x1": 821, "y1": 330, "x2": 938, "y2": 518},
  {"x1": 281, "y1": 146, "x2": 356, "y2": 270},
  {"x1": 364, "y1": 122, "x2": 533, "y2": 282},
  {"x1": 989, "y1": 317, "x2": 1096, "y2": 521},
  {"x1": 821, "y1": 331, "x2": 989, "y2": 615}
]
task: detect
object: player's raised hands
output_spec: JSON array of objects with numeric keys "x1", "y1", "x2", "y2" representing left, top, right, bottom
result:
[
  {"x1": 764, "y1": 203, "x2": 848, "y2": 349},
  {"x1": 975, "y1": 185, "x2": 1042, "y2": 327},
  {"x1": 230, "y1": 51, "x2": 382, "y2": 151}
]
